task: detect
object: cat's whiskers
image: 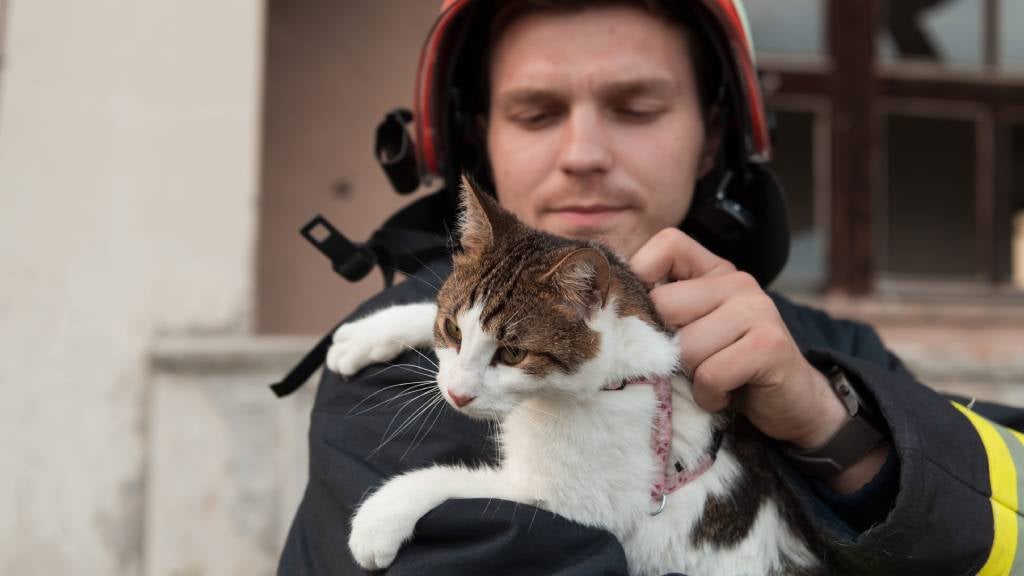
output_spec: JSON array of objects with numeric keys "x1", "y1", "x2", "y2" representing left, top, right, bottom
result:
[
  {"x1": 400, "y1": 245, "x2": 448, "y2": 288},
  {"x1": 347, "y1": 381, "x2": 438, "y2": 417},
  {"x1": 372, "y1": 386, "x2": 445, "y2": 453},
  {"x1": 364, "y1": 362, "x2": 438, "y2": 379},
  {"x1": 388, "y1": 339, "x2": 440, "y2": 370},
  {"x1": 442, "y1": 220, "x2": 458, "y2": 255},
  {"x1": 373, "y1": 387, "x2": 449, "y2": 456},
  {"x1": 382, "y1": 391, "x2": 445, "y2": 452},
  {"x1": 401, "y1": 394, "x2": 448, "y2": 460},
  {"x1": 389, "y1": 267, "x2": 442, "y2": 293},
  {"x1": 527, "y1": 502, "x2": 541, "y2": 534}
]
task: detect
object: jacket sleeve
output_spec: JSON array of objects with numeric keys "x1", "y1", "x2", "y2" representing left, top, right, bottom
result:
[
  {"x1": 772, "y1": 294, "x2": 1024, "y2": 575},
  {"x1": 278, "y1": 279, "x2": 630, "y2": 576}
]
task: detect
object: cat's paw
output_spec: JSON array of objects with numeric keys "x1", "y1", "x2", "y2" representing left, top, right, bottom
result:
[
  {"x1": 326, "y1": 318, "x2": 409, "y2": 377},
  {"x1": 348, "y1": 493, "x2": 417, "y2": 571},
  {"x1": 326, "y1": 304, "x2": 437, "y2": 377}
]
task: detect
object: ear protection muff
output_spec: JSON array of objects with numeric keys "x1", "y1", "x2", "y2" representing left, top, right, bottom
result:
[
  {"x1": 684, "y1": 162, "x2": 789, "y2": 286},
  {"x1": 375, "y1": 108, "x2": 421, "y2": 194}
]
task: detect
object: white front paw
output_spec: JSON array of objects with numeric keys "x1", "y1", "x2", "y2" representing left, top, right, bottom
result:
[
  {"x1": 326, "y1": 318, "x2": 408, "y2": 376},
  {"x1": 348, "y1": 493, "x2": 418, "y2": 571}
]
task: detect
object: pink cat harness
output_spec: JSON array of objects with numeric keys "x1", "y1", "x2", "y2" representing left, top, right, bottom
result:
[{"x1": 605, "y1": 375, "x2": 725, "y2": 515}]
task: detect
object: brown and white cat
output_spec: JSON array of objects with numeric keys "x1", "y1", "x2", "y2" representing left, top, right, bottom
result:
[{"x1": 327, "y1": 178, "x2": 824, "y2": 576}]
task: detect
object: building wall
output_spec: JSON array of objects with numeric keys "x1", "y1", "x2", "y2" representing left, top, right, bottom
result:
[
  {"x1": 0, "y1": 1, "x2": 264, "y2": 573},
  {"x1": 257, "y1": 0, "x2": 440, "y2": 335}
]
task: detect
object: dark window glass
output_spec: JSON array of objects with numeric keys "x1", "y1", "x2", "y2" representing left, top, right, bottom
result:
[
  {"x1": 1012, "y1": 124, "x2": 1024, "y2": 214},
  {"x1": 1012, "y1": 124, "x2": 1024, "y2": 287},
  {"x1": 882, "y1": 114, "x2": 977, "y2": 278},
  {"x1": 773, "y1": 109, "x2": 826, "y2": 290}
]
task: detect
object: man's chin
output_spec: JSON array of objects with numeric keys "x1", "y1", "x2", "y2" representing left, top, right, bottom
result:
[{"x1": 546, "y1": 225, "x2": 641, "y2": 256}]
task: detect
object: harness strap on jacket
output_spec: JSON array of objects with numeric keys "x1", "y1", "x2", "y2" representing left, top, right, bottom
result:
[
  {"x1": 270, "y1": 196, "x2": 455, "y2": 398},
  {"x1": 270, "y1": 329, "x2": 336, "y2": 398}
]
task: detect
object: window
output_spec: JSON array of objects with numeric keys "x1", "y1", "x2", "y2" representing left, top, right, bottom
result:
[
  {"x1": 881, "y1": 111, "x2": 980, "y2": 279},
  {"x1": 772, "y1": 105, "x2": 829, "y2": 291},
  {"x1": 1012, "y1": 122, "x2": 1024, "y2": 286},
  {"x1": 745, "y1": 0, "x2": 825, "y2": 58},
  {"x1": 753, "y1": 1, "x2": 1024, "y2": 294}
]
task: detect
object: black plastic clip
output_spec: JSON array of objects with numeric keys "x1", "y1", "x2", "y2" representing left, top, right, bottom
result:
[{"x1": 301, "y1": 214, "x2": 377, "y2": 282}]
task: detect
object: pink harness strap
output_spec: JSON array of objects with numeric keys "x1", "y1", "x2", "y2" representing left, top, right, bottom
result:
[{"x1": 606, "y1": 376, "x2": 719, "y2": 504}]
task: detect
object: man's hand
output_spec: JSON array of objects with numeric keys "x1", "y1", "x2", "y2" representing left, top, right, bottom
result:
[{"x1": 630, "y1": 229, "x2": 885, "y2": 493}]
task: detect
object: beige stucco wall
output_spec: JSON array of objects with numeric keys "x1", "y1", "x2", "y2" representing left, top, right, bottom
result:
[{"x1": 0, "y1": 1, "x2": 264, "y2": 574}]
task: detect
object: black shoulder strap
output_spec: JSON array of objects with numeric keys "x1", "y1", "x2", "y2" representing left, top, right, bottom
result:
[
  {"x1": 270, "y1": 329, "x2": 335, "y2": 398},
  {"x1": 269, "y1": 191, "x2": 455, "y2": 398}
]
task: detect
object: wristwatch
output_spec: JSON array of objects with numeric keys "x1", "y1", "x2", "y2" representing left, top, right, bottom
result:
[{"x1": 784, "y1": 366, "x2": 887, "y2": 480}]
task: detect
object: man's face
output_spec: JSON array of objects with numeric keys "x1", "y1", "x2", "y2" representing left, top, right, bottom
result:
[{"x1": 486, "y1": 5, "x2": 715, "y2": 258}]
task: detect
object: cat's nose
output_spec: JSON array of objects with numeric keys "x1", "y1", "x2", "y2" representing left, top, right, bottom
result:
[{"x1": 447, "y1": 390, "x2": 476, "y2": 408}]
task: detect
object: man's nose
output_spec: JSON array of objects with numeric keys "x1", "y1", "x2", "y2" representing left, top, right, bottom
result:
[{"x1": 558, "y1": 107, "x2": 612, "y2": 175}]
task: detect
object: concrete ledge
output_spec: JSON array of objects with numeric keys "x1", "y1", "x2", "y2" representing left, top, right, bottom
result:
[
  {"x1": 145, "y1": 336, "x2": 318, "y2": 576},
  {"x1": 149, "y1": 335, "x2": 316, "y2": 374}
]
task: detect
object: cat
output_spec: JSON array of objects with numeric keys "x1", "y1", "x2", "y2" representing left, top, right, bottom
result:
[{"x1": 327, "y1": 177, "x2": 825, "y2": 576}]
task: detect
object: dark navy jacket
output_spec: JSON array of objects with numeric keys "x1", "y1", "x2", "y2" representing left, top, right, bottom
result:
[{"x1": 279, "y1": 256, "x2": 1024, "y2": 576}]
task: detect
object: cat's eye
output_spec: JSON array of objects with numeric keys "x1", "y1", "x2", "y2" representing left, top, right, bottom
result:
[
  {"x1": 497, "y1": 346, "x2": 527, "y2": 366},
  {"x1": 443, "y1": 318, "x2": 462, "y2": 344}
]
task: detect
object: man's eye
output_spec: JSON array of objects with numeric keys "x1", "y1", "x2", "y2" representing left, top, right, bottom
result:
[
  {"x1": 616, "y1": 107, "x2": 663, "y2": 122},
  {"x1": 511, "y1": 108, "x2": 560, "y2": 128},
  {"x1": 521, "y1": 113, "x2": 549, "y2": 125}
]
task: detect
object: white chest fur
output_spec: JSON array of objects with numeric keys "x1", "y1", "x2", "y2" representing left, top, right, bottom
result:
[{"x1": 500, "y1": 380, "x2": 815, "y2": 576}]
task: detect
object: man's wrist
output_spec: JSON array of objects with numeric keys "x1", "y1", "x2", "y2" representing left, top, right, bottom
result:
[
  {"x1": 784, "y1": 366, "x2": 888, "y2": 483},
  {"x1": 789, "y1": 365, "x2": 850, "y2": 449},
  {"x1": 827, "y1": 440, "x2": 892, "y2": 495}
]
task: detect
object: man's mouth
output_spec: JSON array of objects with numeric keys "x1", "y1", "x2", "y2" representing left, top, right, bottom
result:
[{"x1": 547, "y1": 205, "x2": 629, "y2": 229}]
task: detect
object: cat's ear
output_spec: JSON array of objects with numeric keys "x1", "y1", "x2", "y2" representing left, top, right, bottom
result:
[
  {"x1": 542, "y1": 247, "x2": 611, "y2": 317},
  {"x1": 457, "y1": 173, "x2": 509, "y2": 253}
]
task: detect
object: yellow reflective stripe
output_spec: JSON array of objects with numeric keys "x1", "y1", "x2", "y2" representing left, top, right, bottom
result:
[
  {"x1": 995, "y1": 427, "x2": 1024, "y2": 575},
  {"x1": 953, "y1": 402, "x2": 1020, "y2": 575}
]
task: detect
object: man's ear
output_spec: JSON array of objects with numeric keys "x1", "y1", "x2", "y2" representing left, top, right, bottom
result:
[
  {"x1": 541, "y1": 247, "x2": 612, "y2": 317},
  {"x1": 698, "y1": 105, "x2": 724, "y2": 178},
  {"x1": 457, "y1": 173, "x2": 508, "y2": 253}
]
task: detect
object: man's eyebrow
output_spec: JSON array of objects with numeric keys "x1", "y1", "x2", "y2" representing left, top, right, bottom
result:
[
  {"x1": 495, "y1": 77, "x2": 678, "y2": 106},
  {"x1": 599, "y1": 77, "x2": 677, "y2": 98},
  {"x1": 495, "y1": 87, "x2": 562, "y2": 108}
]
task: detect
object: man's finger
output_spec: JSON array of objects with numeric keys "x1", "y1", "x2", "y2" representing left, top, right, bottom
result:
[
  {"x1": 630, "y1": 228, "x2": 734, "y2": 286},
  {"x1": 689, "y1": 331, "x2": 762, "y2": 413},
  {"x1": 649, "y1": 271, "x2": 759, "y2": 328},
  {"x1": 677, "y1": 300, "x2": 756, "y2": 376}
]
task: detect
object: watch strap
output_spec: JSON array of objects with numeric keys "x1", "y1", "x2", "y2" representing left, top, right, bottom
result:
[{"x1": 785, "y1": 367, "x2": 886, "y2": 479}]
